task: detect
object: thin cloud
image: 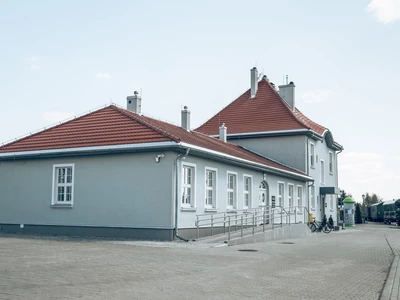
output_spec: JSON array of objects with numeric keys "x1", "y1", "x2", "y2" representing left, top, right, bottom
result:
[
  {"x1": 42, "y1": 111, "x2": 75, "y2": 123},
  {"x1": 339, "y1": 151, "x2": 400, "y2": 201},
  {"x1": 24, "y1": 56, "x2": 41, "y2": 71},
  {"x1": 367, "y1": 0, "x2": 400, "y2": 24},
  {"x1": 96, "y1": 73, "x2": 112, "y2": 79},
  {"x1": 302, "y1": 89, "x2": 333, "y2": 104}
]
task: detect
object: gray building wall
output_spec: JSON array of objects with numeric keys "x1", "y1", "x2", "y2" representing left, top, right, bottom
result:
[
  {"x1": 232, "y1": 135, "x2": 307, "y2": 172},
  {"x1": 177, "y1": 155, "x2": 308, "y2": 229},
  {"x1": 0, "y1": 152, "x2": 175, "y2": 230}
]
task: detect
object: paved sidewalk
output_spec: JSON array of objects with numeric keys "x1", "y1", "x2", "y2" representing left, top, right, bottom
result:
[
  {"x1": 0, "y1": 223, "x2": 399, "y2": 300},
  {"x1": 380, "y1": 227, "x2": 400, "y2": 300}
]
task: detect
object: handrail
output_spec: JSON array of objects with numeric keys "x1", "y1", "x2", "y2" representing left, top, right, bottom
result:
[{"x1": 195, "y1": 206, "x2": 308, "y2": 241}]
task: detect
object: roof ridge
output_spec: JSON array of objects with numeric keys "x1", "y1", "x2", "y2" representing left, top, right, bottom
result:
[
  {"x1": 0, "y1": 105, "x2": 111, "y2": 149},
  {"x1": 261, "y1": 79, "x2": 313, "y2": 131},
  {"x1": 195, "y1": 88, "x2": 251, "y2": 129},
  {"x1": 109, "y1": 105, "x2": 181, "y2": 143},
  {"x1": 294, "y1": 108, "x2": 326, "y2": 134}
]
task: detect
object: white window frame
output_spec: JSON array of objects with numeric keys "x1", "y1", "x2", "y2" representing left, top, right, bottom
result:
[
  {"x1": 288, "y1": 183, "x2": 294, "y2": 211},
  {"x1": 310, "y1": 143, "x2": 315, "y2": 169},
  {"x1": 277, "y1": 182, "x2": 285, "y2": 207},
  {"x1": 51, "y1": 163, "x2": 75, "y2": 207},
  {"x1": 310, "y1": 185, "x2": 315, "y2": 210},
  {"x1": 181, "y1": 162, "x2": 196, "y2": 209},
  {"x1": 297, "y1": 185, "x2": 303, "y2": 212},
  {"x1": 227, "y1": 171, "x2": 238, "y2": 210},
  {"x1": 243, "y1": 174, "x2": 252, "y2": 209},
  {"x1": 205, "y1": 167, "x2": 218, "y2": 210},
  {"x1": 320, "y1": 159, "x2": 325, "y2": 185},
  {"x1": 329, "y1": 151, "x2": 333, "y2": 175}
]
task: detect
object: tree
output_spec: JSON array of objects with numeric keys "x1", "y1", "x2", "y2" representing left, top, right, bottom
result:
[
  {"x1": 355, "y1": 203, "x2": 363, "y2": 224},
  {"x1": 339, "y1": 190, "x2": 348, "y2": 206}
]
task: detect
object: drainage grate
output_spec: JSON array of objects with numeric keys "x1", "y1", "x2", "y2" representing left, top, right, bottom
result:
[
  {"x1": 238, "y1": 249, "x2": 258, "y2": 252},
  {"x1": 279, "y1": 242, "x2": 294, "y2": 244}
]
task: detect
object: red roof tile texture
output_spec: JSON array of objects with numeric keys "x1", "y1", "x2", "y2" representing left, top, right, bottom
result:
[
  {"x1": 0, "y1": 105, "x2": 306, "y2": 177},
  {"x1": 195, "y1": 79, "x2": 326, "y2": 136}
]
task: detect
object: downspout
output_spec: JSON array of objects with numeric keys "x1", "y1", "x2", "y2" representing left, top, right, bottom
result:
[
  {"x1": 306, "y1": 137, "x2": 310, "y2": 214},
  {"x1": 336, "y1": 148, "x2": 343, "y2": 227},
  {"x1": 174, "y1": 148, "x2": 190, "y2": 242}
]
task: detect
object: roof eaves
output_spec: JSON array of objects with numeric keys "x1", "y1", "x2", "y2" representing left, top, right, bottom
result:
[
  {"x1": 0, "y1": 141, "x2": 179, "y2": 160},
  {"x1": 238, "y1": 145, "x2": 311, "y2": 178},
  {"x1": 208, "y1": 128, "x2": 310, "y2": 139},
  {"x1": 180, "y1": 142, "x2": 312, "y2": 181}
]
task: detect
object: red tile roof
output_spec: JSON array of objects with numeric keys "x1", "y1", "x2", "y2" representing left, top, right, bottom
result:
[
  {"x1": 195, "y1": 78, "x2": 326, "y2": 136},
  {"x1": 0, "y1": 105, "x2": 308, "y2": 178}
]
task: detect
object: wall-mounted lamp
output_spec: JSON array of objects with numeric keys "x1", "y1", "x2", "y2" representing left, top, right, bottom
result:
[{"x1": 155, "y1": 154, "x2": 165, "y2": 163}]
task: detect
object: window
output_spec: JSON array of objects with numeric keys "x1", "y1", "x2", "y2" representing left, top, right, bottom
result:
[
  {"x1": 321, "y1": 160, "x2": 325, "y2": 184},
  {"x1": 297, "y1": 186, "x2": 303, "y2": 209},
  {"x1": 288, "y1": 184, "x2": 294, "y2": 210},
  {"x1": 329, "y1": 152, "x2": 333, "y2": 174},
  {"x1": 243, "y1": 175, "x2": 252, "y2": 209},
  {"x1": 310, "y1": 143, "x2": 315, "y2": 168},
  {"x1": 278, "y1": 182, "x2": 284, "y2": 207},
  {"x1": 205, "y1": 168, "x2": 216, "y2": 209},
  {"x1": 310, "y1": 185, "x2": 315, "y2": 209},
  {"x1": 227, "y1": 172, "x2": 237, "y2": 209},
  {"x1": 52, "y1": 164, "x2": 75, "y2": 206},
  {"x1": 182, "y1": 164, "x2": 195, "y2": 208}
]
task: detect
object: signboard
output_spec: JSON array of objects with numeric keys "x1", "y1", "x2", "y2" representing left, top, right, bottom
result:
[{"x1": 271, "y1": 196, "x2": 275, "y2": 208}]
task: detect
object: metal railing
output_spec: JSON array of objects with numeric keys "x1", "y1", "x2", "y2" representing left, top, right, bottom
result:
[{"x1": 195, "y1": 206, "x2": 310, "y2": 241}]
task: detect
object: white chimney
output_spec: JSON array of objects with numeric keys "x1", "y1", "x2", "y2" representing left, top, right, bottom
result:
[
  {"x1": 127, "y1": 91, "x2": 142, "y2": 114},
  {"x1": 278, "y1": 81, "x2": 296, "y2": 110},
  {"x1": 250, "y1": 67, "x2": 258, "y2": 98},
  {"x1": 219, "y1": 123, "x2": 227, "y2": 142},
  {"x1": 181, "y1": 106, "x2": 190, "y2": 131}
]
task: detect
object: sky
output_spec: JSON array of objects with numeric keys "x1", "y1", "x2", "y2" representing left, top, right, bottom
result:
[{"x1": 1, "y1": 0, "x2": 399, "y2": 203}]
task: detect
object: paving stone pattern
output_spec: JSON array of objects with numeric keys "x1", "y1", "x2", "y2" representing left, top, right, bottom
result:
[{"x1": 0, "y1": 223, "x2": 399, "y2": 300}]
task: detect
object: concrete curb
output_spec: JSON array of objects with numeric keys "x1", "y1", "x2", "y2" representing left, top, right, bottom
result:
[
  {"x1": 380, "y1": 251, "x2": 399, "y2": 299},
  {"x1": 227, "y1": 223, "x2": 312, "y2": 246}
]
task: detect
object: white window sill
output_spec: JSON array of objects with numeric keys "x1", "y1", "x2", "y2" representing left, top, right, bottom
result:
[
  {"x1": 181, "y1": 207, "x2": 197, "y2": 212},
  {"x1": 310, "y1": 166, "x2": 315, "y2": 170},
  {"x1": 329, "y1": 172, "x2": 333, "y2": 176},
  {"x1": 311, "y1": 208, "x2": 316, "y2": 211},
  {"x1": 51, "y1": 203, "x2": 73, "y2": 208},
  {"x1": 226, "y1": 209, "x2": 237, "y2": 213},
  {"x1": 204, "y1": 208, "x2": 218, "y2": 213}
]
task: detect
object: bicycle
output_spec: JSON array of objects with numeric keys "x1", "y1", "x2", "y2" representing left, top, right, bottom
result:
[{"x1": 308, "y1": 218, "x2": 331, "y2": 233}]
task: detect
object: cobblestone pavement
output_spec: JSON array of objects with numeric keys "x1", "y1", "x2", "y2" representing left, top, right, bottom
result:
[{"x1": 0, "y1": 223, "x2": 399, "y2": 300}]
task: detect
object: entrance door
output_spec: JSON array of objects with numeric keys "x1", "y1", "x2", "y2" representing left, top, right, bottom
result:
[
  {"x1": 259, "y1": 181, "x2": 269, "y2": 224},
  {"x1": 259, "y1": 181, "x2": 268, "y2": 206}
]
